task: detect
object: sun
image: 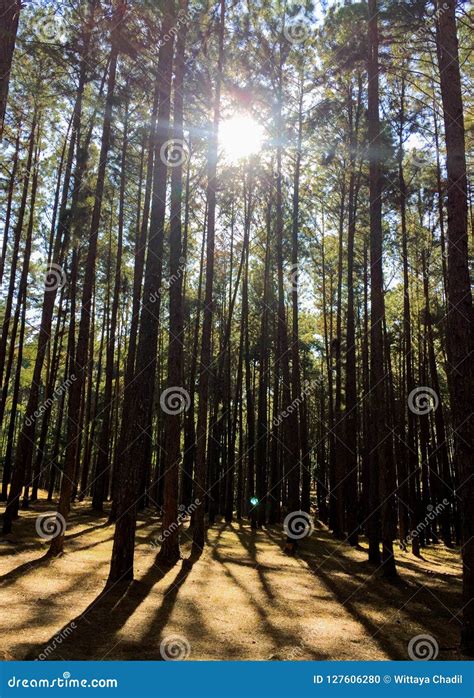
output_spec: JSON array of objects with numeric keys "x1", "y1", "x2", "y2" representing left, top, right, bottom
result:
[{"x1": 219, "y1": 114, "x2": 265, "y2": 163}]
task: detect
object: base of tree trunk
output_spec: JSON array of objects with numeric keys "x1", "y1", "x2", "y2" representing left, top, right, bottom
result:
[
  {"x1": 368, "y1": 548, "x2": 381, "y2": 564},
  {"x1": 156, "y1": 547, "x2": 181, "y2": 565},
  {"x1": 190, "y1": 543, "x2": 203, "y2": 561},
  {"x1": 47, "y1": 537, "x2": 64, "y2": 557},
  {"x1": 460, "y1": 630, "x2": 474, "y2": 656},
  {"x1": 106, "y1": 566, "x2": 134, "y2": 588},
  {"x1": 347, "y1": 532, "x2": 359, "y2": 547},
  {"x1": 382, "y1": 542, "x2": 398, "y2": 578}
]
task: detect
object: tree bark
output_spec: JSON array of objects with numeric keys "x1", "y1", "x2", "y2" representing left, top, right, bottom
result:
[
  {"x1": 367, "y1": 0, "x2": 397, "y2": 575},
  {"x1": 436, "y1": 0, "x2": 474, "y2": 654},
  {"x1": 48, "y1": 3, "x2": 123, "y2": 555},
  {"x1": 0, "y1": 0, "x2": 20, "y2": 136},
  {"x1": 192, "y1": 0, "x2": 225, "y2": 554},
  {"x1": 159, "y1": 0, "x2": 188, "y2": 562},
  {"x1": 108, "y1": 5, "x2": 176, "y2": 582}
]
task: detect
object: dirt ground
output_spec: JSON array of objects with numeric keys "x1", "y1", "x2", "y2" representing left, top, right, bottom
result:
[{"x1": 0, "y1": 497, "x2": 465, "y2": 661}]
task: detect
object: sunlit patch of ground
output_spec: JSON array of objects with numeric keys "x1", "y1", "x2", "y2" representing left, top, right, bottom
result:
[{"x1": 0, "y1": 497, "x2": 464, "y2": 661}]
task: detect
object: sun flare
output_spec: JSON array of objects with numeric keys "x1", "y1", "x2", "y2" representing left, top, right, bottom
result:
[{"x1": 219, "y1": 114, "x2": 265, "y2": 163}]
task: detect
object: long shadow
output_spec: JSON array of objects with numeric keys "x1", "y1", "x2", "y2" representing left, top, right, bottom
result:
[
  {"x1": 265, "y1": 525, "x2": 419, "y2": 595},
  {"x1": 24, "y1": 552, "x2": 194, "y2": 660},
  {"x1": 63, "y1": 520, "x2": 110, "y2": 541},
  {"x1": 302, "y1": 546, "x2": 463, "y2": 659},
  {"x1": 0, "y1": 553, "x2": 52, "y2": 587},
  {"x1": 273, "y1": 523, "x2": 460, "y2": 599},
  {"x1": 0, "y1": 511, "x2": 108, "y2": 554},
  {"x1": 231, "y1": 523, "x2": 277, "y2": 600},
  {"x1": 261, "y1": 522, "x2": 463, "y2": 658},
  {"x1": 296, "y1": 535, "x2": 461, "y2": 659},
  {"x1": 60, "y1": 520, "x2": 155, "y2": 555},
  {"x1": 0, "y1": 520, "x2": 154, "y2": 588},
  {"x1": 134, "y1": 559, "x2": 198, "y2": 659},
  {"x1": 391, "y1": 555, "x2": 461, "y2": 579},
  {"x1": 207, "y1": 523, "x2": 325, "y2": 658}
]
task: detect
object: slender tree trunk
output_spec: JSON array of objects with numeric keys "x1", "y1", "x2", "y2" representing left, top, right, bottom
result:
[
  {"x1": 243, "y1": 212, "x2": 256, "y2": 528},
  {"x1": 2, "y1": 133, "x2": 39, "y2": 529},
  {"x1": 92, "y1": 99, "x2": 128, "y2": 511},
  {"x1": 256, "y1": 202, "x2": 272, "y2": 527},
  {"x1": 291, "y1": 81, "x2": 311, "y2": 516},
  {"x1": 159, "y1": 1, "x2": 188, "y2": 562},
  {"x1": 436, "y1": 0, "x2": 474, "y2": 653},
  {"x1": 367, "y1": 0, "x2": 397, "y2": 575},
  {"x1": 0, "y1": 0, "x2": 20, "y2": 135},
  {"x1": 422, "y1": 251, "x2": 452, "y2": 545},
  {"x1": 184, "y1": 211, "x2": 207, "y2": 509},
  {"x1": 275, "y1": 38, "x2": 299, "y2": 551},
  {"x1": 2, "y1": 288, "x2": 26, "y2": 503},
  {"x1": 333, "y1": 178, "x2": 346, "y2": 538},
  {"x1": 3, "y1": 84, "x2": 85, "y2": 522},
  {"x1": 0, "y1": 110, "x2": 36, "y2": 397},
  {"x1": 48, "y1": 4, "x2": 123, "y2": 555},
  {"x1": 0, "y1": 124, "x2": 20, "y2": 284},
  {"x1": 31, "y1": 289, "x2": 68, "y2": 501},
  {"x1": 108, "y1": 5, "x2": 176, "y2": 582},
  {"x1": 344, "y1": 85, "x2": 360, "y2": 546},
  {"x1": 192, "y1": 0, "x2": 225, "y2": 554}
]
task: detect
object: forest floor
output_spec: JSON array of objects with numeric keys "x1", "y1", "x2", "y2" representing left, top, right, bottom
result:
[{"x1": 0, "y1": 496, "x2": 465, "y2": 661}]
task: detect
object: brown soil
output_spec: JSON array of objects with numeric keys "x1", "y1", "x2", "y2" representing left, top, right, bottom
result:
[{"x1": 0, "y1": 498, "x2": 464, "y2": 661}]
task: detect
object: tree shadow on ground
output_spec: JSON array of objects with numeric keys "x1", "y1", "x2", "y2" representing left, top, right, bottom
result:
[
  {"x1": 0, "y1": 513, "x2": 151, "y2": 586},
  {"x1": 207, "y1": 522, "x2": 327, "y2": 659},
  {"x1": 264, "y1": 522, "x2": 462, "y2": 660},
  {"x1": 0, "y1": 553, "x2": 53, "y2": 587},
  {"x1": 24, "y1": 552, "x2": 196, "y2": 661}
]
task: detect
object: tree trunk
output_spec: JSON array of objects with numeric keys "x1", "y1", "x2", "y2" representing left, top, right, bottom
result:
[
  {"x1": 159, "y1": 0, "x2": 188, "y2": 563},
  {"x1": 48, "y1": 4, "x2": 123, "y2": 555},
  {"x1": 0, "y1": 124, "x2": 20, "y2": 284},
  {"x1": 108, "y1": 5, "x2": 176, "y2": 582},
  {"x1": 436, "y1": 0, "x2": 474, "y2": 654},
  {"x1": 0, "y1": 0, "x2": 20, "y2": 135},
  {"x1": 92, "y1": 98, "x2": 128, "y2": 511},
  {"x1": 367, "y1": 0, "x2": 397, "y2": 575},
  {"x1": 192, "y1": 0, "x2": 225, "y2": 554}
]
